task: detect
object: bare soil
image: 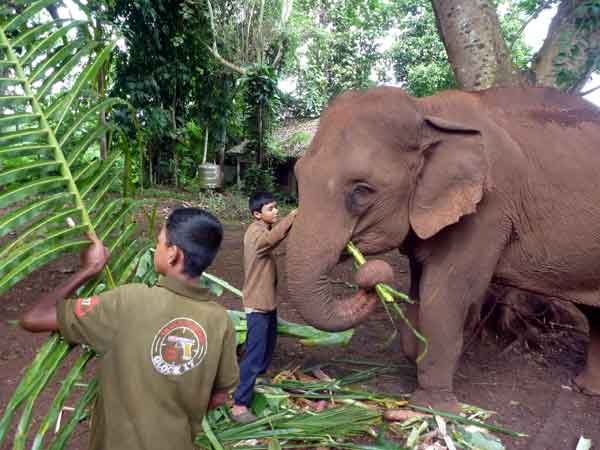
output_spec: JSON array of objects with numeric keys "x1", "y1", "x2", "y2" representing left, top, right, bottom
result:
[{"x1": 1, "y1": 222, "x2": 599, "y2": 449}]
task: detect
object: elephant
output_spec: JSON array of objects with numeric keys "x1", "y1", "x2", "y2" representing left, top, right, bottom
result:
[{"x1": 285, "y1": 86, "x2": 600, "y2": 412}]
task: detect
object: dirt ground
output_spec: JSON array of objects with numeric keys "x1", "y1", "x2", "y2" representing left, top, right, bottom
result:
[{"x1": 1, "y1": 222, "x2": 600, "y2": 449}]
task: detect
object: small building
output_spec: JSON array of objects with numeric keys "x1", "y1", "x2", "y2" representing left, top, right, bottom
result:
[
  {"x1": 224, "y1": 139, "x2": 250, "y2": 186},
  {"x1": 271, "y1": 118, "x2": 319, "y2": 197},
  {"x1": 225, "y1": 119, "x2": 319, "y2": 196}
]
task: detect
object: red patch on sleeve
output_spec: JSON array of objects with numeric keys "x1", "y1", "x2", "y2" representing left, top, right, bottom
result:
[{"x1": 75, "y1": 296, "x2": 100, "y2": 317}]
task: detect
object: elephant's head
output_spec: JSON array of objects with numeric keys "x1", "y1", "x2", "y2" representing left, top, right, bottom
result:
[{"x1": 286, "y1": 87, "x2": 490, "y2": 331}]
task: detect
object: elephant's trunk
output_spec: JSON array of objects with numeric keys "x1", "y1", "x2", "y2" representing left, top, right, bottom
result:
[{"x1": 286, "y1": 212, "x2": 384, "y2": 332}]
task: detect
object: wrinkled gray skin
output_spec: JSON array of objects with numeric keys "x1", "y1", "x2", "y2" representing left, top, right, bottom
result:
[{"x1": 285, "y1": 86, "x2": 600, "y2": 412}]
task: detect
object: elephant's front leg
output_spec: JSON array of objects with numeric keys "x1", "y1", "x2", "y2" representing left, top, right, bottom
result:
[
  {"x1": 410, "y1": 215, "x2": 509, "y2": 412},
  {"x1": 397, "y1": 255, "x2": 422, "y2": 361}
]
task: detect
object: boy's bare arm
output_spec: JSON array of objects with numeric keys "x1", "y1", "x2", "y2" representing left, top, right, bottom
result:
[
  {"x1": 20, "y1": 232, "x2": 110, "y2": 332},
  {"x1": 255, "y1": 209, "x2": 297, "y2": 256}
]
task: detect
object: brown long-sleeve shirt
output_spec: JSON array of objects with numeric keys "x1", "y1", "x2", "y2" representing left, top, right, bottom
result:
[{"x1": 242, "y1": 213, "x2": 295, "y2": 311}]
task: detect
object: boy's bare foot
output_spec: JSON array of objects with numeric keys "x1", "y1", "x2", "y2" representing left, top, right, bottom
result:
[{"x1": 230, "y1": 404, "x2": 257, "y2": 424}]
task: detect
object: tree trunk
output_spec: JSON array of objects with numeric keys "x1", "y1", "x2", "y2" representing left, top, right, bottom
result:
[
  {"x1": 430, "y1": 0, "x2": 599, "y2": 94},
  {"x1": 148, "y1": 147, "x2": 154, "y2": 186},
  {"x1": 530, "y1": 0, "x2": 600, "y2": 93},
  {"x1": 256, "y1": 103, "x2": 264, "y2": 166},
  {"x1": 174, "y1": 151, "x2": 179, "y2": 188},
  {"x1": 171, "y1": 106, "x2": 178, "y2": 187},
  {"x1": 218, "y1": 126, "x2": 226, "y2": 187},
  {"x1": 139, "y1": 143, "x2": 145, "y2": 193},
  {"x1": 431, "y1": 0, "x2": 525, "y2": 90}
]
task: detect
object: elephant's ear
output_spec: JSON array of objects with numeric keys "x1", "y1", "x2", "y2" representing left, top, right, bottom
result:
[{"x1": 409, "y1": 115, "x2": 490, "y2": 240}]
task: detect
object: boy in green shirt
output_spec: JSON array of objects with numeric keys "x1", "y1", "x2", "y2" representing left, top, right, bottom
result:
[{"x1": 21, "y1": 208, "x2": 239, "y2": 450}]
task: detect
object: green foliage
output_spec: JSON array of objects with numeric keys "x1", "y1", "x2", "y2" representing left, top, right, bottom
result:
[
  {"x1": 207, "y1": 0, "x2": 294, "y2": 69},
  {"x1": 205, "y1": 0, "x2": 297, "y2": 171},
  {"x1": 172, "y1": 119, "x2": 206, "y2": 187},
  {"x1": 106, "y1": 0, "x2": 223, "y2": 186},
  {"x1": 242, "y1": 163, "x2": 276, "y2": 195},
  {"x1": 238, "y1": 64, "x2": 281, "y2": 166},
  {"x1": 497, "y1": 0, "x2": 599, "y2": 92},
  {"x1": 405, "y1": 63, "x2": 455, "y2": 97},
  {"x1": 191, "y1": 71, "x2": 240, "y2": 162},
  {"x1": 286, "y1": 130, "x2": 311, "y2": 146},
  {"x1": 0, "y1": 0, "x2": 148, "y2": 295},
  {"x1": 388, "y1": 1, "x2": 456, "y2": 97},
  {"x1": 387, "y1": 0, "x2": 596, "y2": 96},
  {"x1": 288, "y1": 0, "x2": 395, "y2": 116},
  {"x1": 553, "y1": 0, "x2": 600, "y2": 90},
  {"x1": 514, "y1": 0, "x2": 560, "y2": 15},
  {"x1": 196, "y1": 404, "x2": 381, "y2": 449},
  {"x1": 0, "y1": 2, "x2": 150, "y2": 447},
  {"x1": 498, "y1": 1, "x2": 535, "y2": 71}
]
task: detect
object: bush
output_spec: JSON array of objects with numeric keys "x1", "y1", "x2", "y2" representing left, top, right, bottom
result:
[{"x1": 242, "y1": 164, "x2": 275, "y2": 195}]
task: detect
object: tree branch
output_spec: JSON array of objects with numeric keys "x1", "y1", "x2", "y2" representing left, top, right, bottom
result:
[
  {"x1": 531, "y1": 0, "x2": 600, "y2": 91},
  {"x1": 580, "y1": 83, "x2": 600, "y2": 96},
  {"x1": 245, "y1": 0, "x2": 257, "y2": 64},
  {"x1": 257, "y1": 0, "x2": 266, "y2": 65},
  {"x1": 272, "y1": 0, "x2": 294, "y2": 68},
  {"x1": 272, "y1": 44, "x2": 283, "y2": 67},
  {"x1": 509, "y1": 0, "x2": 554, "y2": 50},
  {"x1": 204, "y1": 44, "x2": 246, "y2": 75},
  {"x1": 205, "y1": 0, "x2": 246, "y2": 75}
]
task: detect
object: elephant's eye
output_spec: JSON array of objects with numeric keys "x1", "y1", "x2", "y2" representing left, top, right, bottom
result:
[
  {"x1": 347, "y1": 183, "x2": 374, "y2": 215},
  {"x1": 354, "y1": 184, "x2": 372, "y2": 196}
]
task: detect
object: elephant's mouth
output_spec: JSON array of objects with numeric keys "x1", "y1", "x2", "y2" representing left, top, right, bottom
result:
[{"x1": 343, "y1": 237, "x2": 395, "y2": 262}]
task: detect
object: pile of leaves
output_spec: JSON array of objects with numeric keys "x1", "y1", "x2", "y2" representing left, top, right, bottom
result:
[{"x1": 196, "y1": 363, "x2": 526, "y2": 450}]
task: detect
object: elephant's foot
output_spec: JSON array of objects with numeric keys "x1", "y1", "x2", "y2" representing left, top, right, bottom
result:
[
  {"x1": 573, "y1": 373, "x2": 600, "y2": 396},
  {"x1": 409, "y1": 388, "x2": 461, "y2": 415}
]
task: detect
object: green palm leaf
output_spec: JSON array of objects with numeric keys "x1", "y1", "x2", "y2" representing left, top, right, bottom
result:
[
  {"x1": 0, "y1": 3, "x2": 150, "y2": 447},
  {"x1": 0, "y1": 1, "x2": 138, "y2": 296}
]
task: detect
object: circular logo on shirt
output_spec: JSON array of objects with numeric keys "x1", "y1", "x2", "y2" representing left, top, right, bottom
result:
[{"x1": 151, "y1": 318, "x2": 208, "y2": 376}]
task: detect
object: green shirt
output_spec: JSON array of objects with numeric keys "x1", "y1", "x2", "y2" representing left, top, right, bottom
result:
[{"x1": 57, "y1": 275, "x2": 239, "y2": 450}]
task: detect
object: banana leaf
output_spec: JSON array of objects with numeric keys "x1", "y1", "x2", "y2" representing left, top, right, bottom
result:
[{"x1": 201, "y1": 273, "x2": 354, "y2": 347}]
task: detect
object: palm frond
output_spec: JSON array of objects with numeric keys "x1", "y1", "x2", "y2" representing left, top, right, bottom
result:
[
  {"x1": 0, "y1": 0, "x2": 137, "y2": 295},
  {"x1": 0, "y1": 3, "x2": 151, "y2": 447}
]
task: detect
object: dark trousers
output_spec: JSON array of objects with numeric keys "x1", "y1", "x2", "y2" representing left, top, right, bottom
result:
[{"x1": 233, "y1": 310, "x2": 277, "y2": 407}]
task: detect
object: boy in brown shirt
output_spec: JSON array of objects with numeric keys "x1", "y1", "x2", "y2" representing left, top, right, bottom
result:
[
  {"x1": 20, "y1": 208, "x2": 239, "y2": 450},
  {"x1": 231, "y1": 192, "x2": 297, "y2": 423}
]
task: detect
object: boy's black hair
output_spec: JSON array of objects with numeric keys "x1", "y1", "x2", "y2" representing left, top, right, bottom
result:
[
  {"x1": 165, "y1": 208, "x2": 223, "y2": 277},
  {"x1": 249, "y1": 192, "x2": 275, "y2": 214}
]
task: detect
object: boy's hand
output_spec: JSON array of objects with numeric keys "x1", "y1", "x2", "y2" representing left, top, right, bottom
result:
[
  {"x1": 289, "y1": 209, "x2": 298, "y2": 223},
  {"x1": 208, "y1": 391, "x2": 228, "y2": 410},
  {"x1": 81, "y1": 232, "x2": 110, "y2": 275}
]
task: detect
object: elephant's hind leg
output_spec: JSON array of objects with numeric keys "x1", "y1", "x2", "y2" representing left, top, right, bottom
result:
[{"x1": 574, "y1": 306, "x2": 600, "y2": 396}]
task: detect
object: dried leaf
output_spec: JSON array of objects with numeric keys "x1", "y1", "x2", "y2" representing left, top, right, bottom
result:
[{"x1": 384, "y1": 409, "x2": 430, "y2": 422}]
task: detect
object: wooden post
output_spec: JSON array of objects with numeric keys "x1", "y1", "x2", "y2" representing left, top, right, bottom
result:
[{"x1": 202, "y1": 126, "x2": 209, "y2": 164}]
